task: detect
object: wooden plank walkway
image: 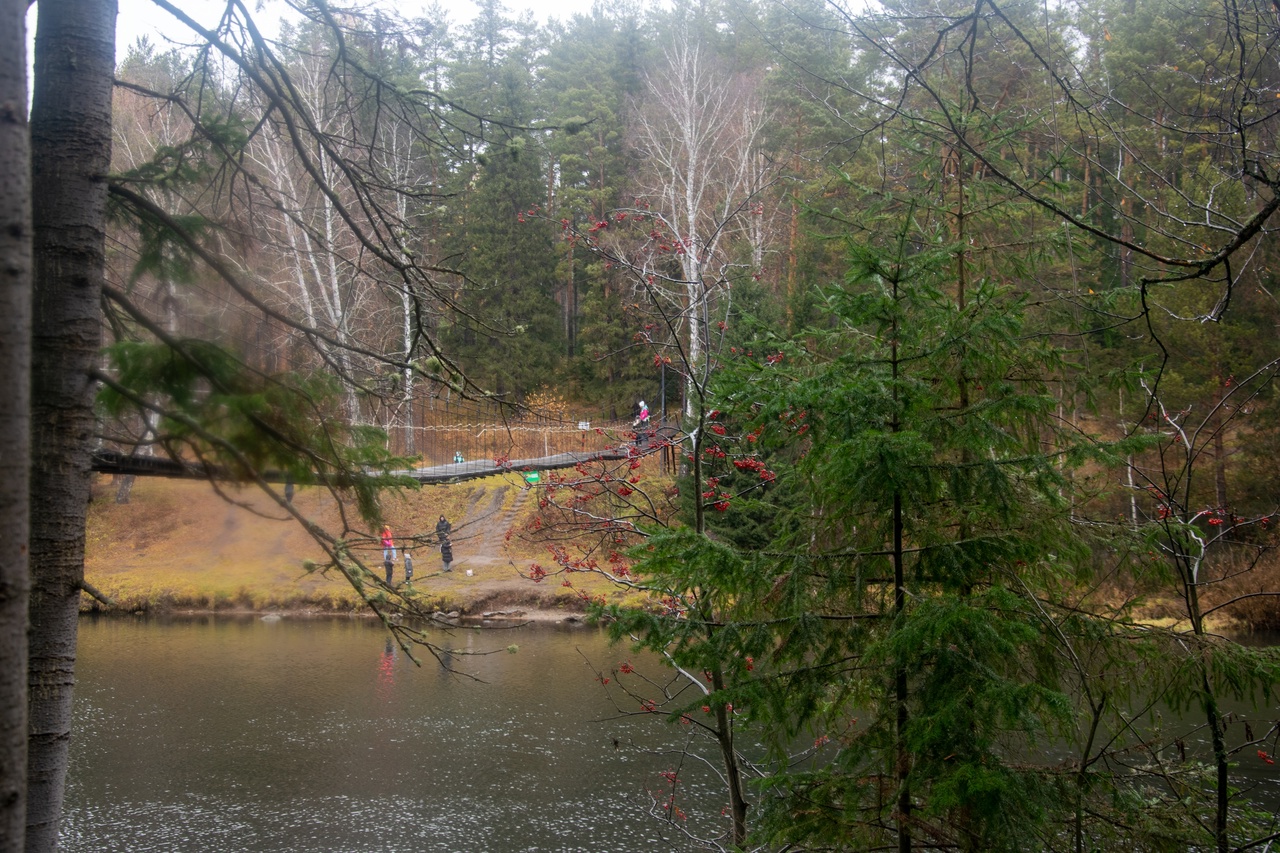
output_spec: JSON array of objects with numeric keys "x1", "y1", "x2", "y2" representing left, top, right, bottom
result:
[
  {"x1": 91, "y1": 446, "x2": 638, "y2": 486},
  {"x1": 391, "y1": 448, "x2": 633, "y2": 485}
]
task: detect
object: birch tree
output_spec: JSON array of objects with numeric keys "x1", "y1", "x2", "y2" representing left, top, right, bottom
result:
[
  {"x1": 242, "y1": 24, "x2": 384, "y2": 423},
  {"x1": 375, "y1": 116, "x2": 429, "y2": 454},
  {"x1": 626, "y1": 27, "x2": 774, "y2": 417}
]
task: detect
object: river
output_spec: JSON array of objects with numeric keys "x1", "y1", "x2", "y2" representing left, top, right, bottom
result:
[
  {"x1": 61, "y1": 616, "x2": 1280, "y2": 851},
  {"x1": 62, "y1": 615, "x2": 718, "y2": 852}
]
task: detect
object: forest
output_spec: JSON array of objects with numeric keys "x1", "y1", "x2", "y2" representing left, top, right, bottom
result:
[{"x1": 3, "y1": 0, "x2": 1280, "y2": 849}]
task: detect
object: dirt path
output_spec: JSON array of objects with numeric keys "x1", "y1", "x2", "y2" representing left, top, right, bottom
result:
[
  {"x1": 449, "y1": 483, "x2": 517, "y2": 565},
  {"x1": 437, "y1": 483, "x2": 550, "y2": 609}
]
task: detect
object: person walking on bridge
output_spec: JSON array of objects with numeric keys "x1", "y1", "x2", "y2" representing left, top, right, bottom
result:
[{"x1": 633, "y1": 399, "x2": 651, "y2": 448}]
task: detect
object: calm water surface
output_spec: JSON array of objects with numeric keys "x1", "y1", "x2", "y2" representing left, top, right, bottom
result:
[
  {"x1": 62, "y1": 617, "x2": 1280, "y2": 851},
  {"x1": 63, "y1": 616, "x2": 717, "y2": 852}
]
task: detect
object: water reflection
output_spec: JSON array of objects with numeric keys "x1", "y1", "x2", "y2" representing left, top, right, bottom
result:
[
  {"x1": 63, "y1": 616, "x2": 1280, "y2": 851},
  {"x1": 376, "y1": 636, "x2": 396, "y2": 702},
  {"x1": 63, "y1": 616, "x2": 715, "y2": 853}
]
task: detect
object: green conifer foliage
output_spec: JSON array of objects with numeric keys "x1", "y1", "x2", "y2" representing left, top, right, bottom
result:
[
  {"x1": 439, "y1": 6, "x2": 566, "y2": 397},
  {"x1": 538, "y1": 9, "x2": 654, "y2": 406},
  {"x1": 609, "y1": 211, "x2": 1101, "y2": 848},
  {"x1": 749, "y1": 222, "x2": 1089, "y2": 850}
]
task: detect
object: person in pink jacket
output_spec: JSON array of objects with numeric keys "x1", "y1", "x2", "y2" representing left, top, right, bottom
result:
[
  {"x1": 381, "y1": 526, "x2": 396, "y2": 585},
  {"x1": 381, "y1": 525, "x2": 396, "y2": 561}
]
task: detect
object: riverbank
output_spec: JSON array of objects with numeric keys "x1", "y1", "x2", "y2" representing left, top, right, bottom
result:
[
  {"x1": 84, "y1": 473, "x2": 636, "y2": 619},
  {"x1": 84, "y1": 472, "x2": 1274, "y2": 633}
]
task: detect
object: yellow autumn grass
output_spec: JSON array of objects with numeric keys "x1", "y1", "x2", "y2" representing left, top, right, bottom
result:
[{"x1": 83, "y1": 467, "x2": 656, "y2": 616}]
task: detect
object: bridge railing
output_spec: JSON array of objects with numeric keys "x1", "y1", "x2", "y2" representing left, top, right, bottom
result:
[
  {"x1": 98, "y1": 385, "x2": 676, "y2": 475},
  {"x1": 388, "y1": 418, "x2": 651, "y2": 467}
]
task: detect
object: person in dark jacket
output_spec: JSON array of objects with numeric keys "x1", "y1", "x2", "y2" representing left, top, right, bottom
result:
[
  {"x1": 440, "y1": 538, "x2": 453, "y2": 573},
  {"x1": 435, "y1": 515, "x2": 452, "y2": 538}
]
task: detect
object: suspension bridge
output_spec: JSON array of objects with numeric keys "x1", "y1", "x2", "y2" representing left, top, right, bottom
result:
[{"x1": 91, "y1": 425, "x2": 680, "y2": 485}]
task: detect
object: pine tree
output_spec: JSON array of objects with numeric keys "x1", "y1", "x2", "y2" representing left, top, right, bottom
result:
[
  {"x1": 0, "y1": 0, "x2": 31, "y2": 845},
  {"x1": 440, "y1": 2, "x2": 566, "y2": 397},
  {"x1": 613, "y1": 212, "x2": 1100, "y2": 849},
  {"x1": 27, "y1": 1, "x2": 116, "y2": 848},
  {"x1": 539, "y1": 7, "x2": 653, "y2": 404}
]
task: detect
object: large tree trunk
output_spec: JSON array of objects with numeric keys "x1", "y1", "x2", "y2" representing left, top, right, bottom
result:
[
  {"x1": 28, "y1": 1, "x2": 116, "y2": 849},
  {"x1": 0, "y1": 0, "x2": 33, "y2": 846}
]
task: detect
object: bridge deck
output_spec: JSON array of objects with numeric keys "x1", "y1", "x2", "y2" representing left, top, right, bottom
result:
[
  {"x1": 391, "y1": 448, "x2": 633, "y2": 484},
  {"x1": 91, "y1": 446, "x2": 639, "y2": 486}
]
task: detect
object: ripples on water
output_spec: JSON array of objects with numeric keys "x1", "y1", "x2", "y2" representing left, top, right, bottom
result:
[
  {"x1": 63, "y1": 617, "x2": 1280, "y2": 850},
  {"x1": 62, "y1": 616, "x2": 720, "y2": 852}
]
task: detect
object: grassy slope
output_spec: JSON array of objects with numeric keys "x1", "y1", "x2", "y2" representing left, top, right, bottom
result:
[
  {"x1": 84, "y1": 473, "x2": 630, "y2": 615},
  {"x1": 84, "y1": 468, "x2": 1269, "y2": 631}
]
